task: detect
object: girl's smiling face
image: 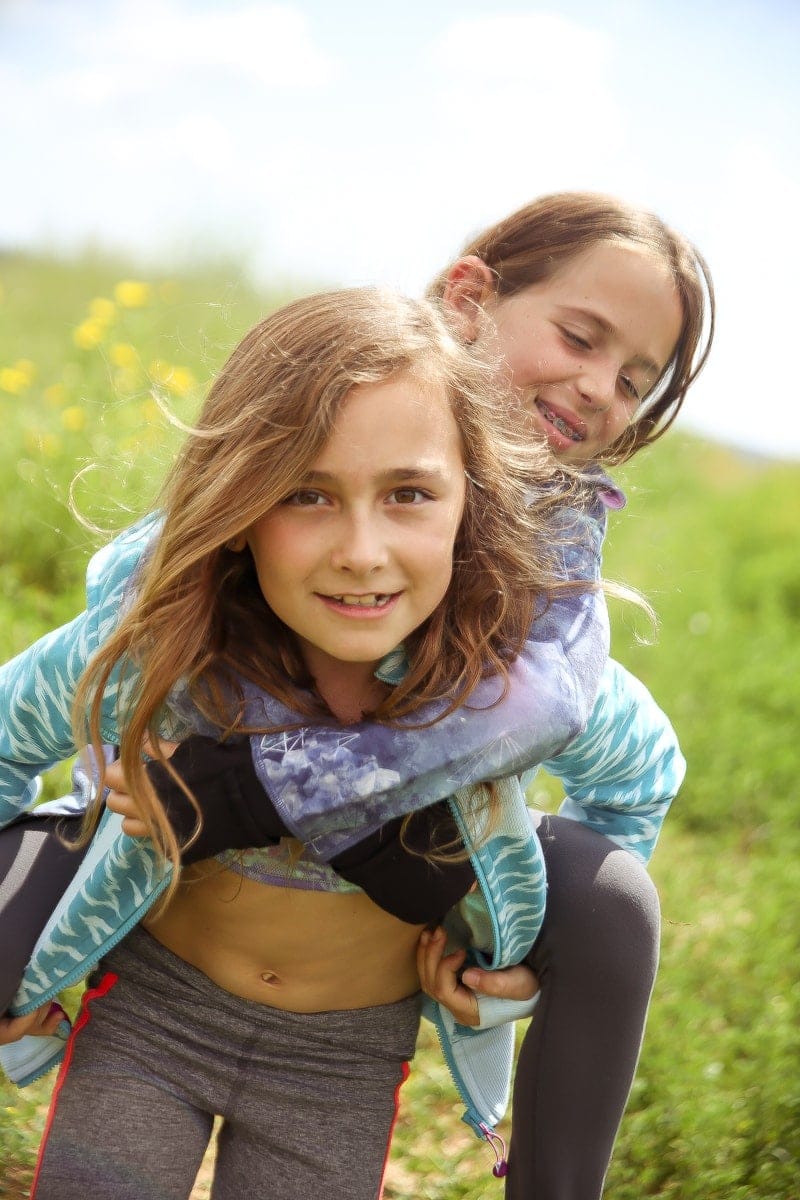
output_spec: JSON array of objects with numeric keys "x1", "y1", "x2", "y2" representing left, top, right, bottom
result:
[
  {"x1": 246, "y1": 371, "x2": 466, "y2": 691},
  {"x1": 466, "y1": 241, "x2": 684, "y2": 464}
]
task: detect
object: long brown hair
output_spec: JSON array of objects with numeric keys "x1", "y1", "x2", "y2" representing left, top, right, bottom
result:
[
  {"x1": 428, "y1": 191, "x2": 715, "y2": 463},
  {"x1": 74, "y1": 287, "x2": 586, "y2": 879}
]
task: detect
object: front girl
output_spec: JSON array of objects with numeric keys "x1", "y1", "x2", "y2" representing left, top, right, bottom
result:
[{"x1": 3, "y1": 288, "x2": 582, "y2": 1199}]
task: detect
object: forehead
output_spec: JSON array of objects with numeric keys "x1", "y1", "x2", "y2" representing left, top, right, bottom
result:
[
  {"x1": 540, "y1": 240, "x2": 682, "y2": 369},
  {"x1": 312, "y1": 371, "x2": 464, "y2": 472},
  {"x1": 542, "y1": 241, "x2": 681, "y2": 316},
  {"x1": 545, "y1": 239, "x2": 674, "y2": 301}
]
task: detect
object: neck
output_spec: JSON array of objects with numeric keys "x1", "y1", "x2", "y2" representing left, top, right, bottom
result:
[{"x1": 304, "y1": 655, "x2": 389, "y2": 723}]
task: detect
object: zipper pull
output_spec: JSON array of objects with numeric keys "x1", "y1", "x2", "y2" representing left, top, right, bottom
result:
[{"x1": 479, "y1": 1122, "x2": 508, "y2": 1177}]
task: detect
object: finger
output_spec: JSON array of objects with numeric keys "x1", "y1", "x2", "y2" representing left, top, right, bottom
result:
[
  {"x1": 106, "y1": 790, "x2": 149, "y2": 838},
  {"x1": 416, "y1": 928, "x2": 446, "y2": 992},
  {"x1": 104, "y1": 759, "x2": 127, "y2": 791},
  {"x1": 0, "y1": 1002, "x2": 64, "y2": 1044},
  {"x1": 142, "y1": 735, "x2": 180, "y2": 761},
  {"x1": 105, "y1": 789, "x2": 137, "y2": 817},
  {"x1": 461, "y1": 963, "x2": 540, "y2": 1002},
  {"x1": 37, "y1": 1002, "x2": 69, "y2": 1036},
  {"x1": 121, "y1": 817, "x2": 150, "y2": 838},
  {"x1": 418, "y1": 930, "x2": 464, "y2": 993}
]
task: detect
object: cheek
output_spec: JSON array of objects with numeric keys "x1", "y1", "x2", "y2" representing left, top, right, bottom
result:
[{"x1": 249, "y1": 521, "x2": 309, "y2": 589}]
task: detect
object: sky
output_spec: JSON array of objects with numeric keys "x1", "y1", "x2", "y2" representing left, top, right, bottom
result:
[{"x1": 1, "y1": 0, "x2": 799, "y2": 460}]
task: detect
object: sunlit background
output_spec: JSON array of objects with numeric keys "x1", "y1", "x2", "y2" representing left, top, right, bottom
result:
[{"x1": 1, "y1": 0, "x2": 798, "y2": 458}]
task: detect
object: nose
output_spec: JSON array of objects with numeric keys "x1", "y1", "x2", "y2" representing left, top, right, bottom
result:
[
  {"x1": 329, "y1": 510, "x2": 389, "y2": 576},
  {"x1": 577, "y1": 356, "x2": 617, "y2": 412}
]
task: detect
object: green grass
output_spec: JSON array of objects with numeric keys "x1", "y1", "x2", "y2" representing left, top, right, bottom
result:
[{"x1": 1, "y1": 253, "x2": 798, "y2": 1197}]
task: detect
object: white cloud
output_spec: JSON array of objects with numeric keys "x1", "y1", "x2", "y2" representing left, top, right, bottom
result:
[
  {"x1": 0, "y1": 0, "x2": 340, "y2": 264},
  {"x1": 3, "y1": 0, "x2": 337, "y2": 108},
  {"x1": 427, "y1": 13, "x2": 623, "y2": 172},
  {"x1": 70, "y1": 0, "x2": 338, "y2": 95}
]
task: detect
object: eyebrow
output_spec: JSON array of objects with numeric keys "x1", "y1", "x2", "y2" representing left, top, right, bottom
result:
[
  {"x1": 301, "y1": 466, "x2": 452, "y2": 486},
  {"x1": 560, "y1": 306, "x2": 664, "y2": 379}
]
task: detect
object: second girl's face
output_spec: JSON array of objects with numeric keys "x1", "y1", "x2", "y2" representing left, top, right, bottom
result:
[
  {"x1": 482, "y1": 241, "x2": 684, "y2": 464},
  {"x1": 247, "y1": 371, "x2": 466, "y2": 683}
]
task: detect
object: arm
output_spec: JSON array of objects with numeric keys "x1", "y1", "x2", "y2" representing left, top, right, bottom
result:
[
  {"x1": 419, "y1": 656, "x2": 681, "y2": 1029},
  {"x1": 0, "y1": 516, "x2": 158, "y2": 827},
  {"x1": 542, "y1": 657, "x2": 686, "y2": 864}
]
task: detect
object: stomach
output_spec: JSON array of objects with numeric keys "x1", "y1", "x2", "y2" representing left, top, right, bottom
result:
[{"x1": 144, "y1": 860, "x2": 425, "y2": 1012}]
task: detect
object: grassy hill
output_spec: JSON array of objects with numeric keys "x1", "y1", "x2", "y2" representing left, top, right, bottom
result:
[{"x1": 0, "y1": 253, "x2": 798, "y2": 1197}]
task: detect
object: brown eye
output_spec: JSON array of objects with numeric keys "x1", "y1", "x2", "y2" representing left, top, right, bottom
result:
[
  {"x1": 389, "y1": 488, "x2": 429, "y2": 505},
  {"x1": 284, "y1": 489, "x2": 327, "y2": 506}
]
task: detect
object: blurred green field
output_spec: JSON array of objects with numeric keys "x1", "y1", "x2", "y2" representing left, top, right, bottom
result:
[{"x1": 0, "y1": 253, "x2": 798, "y2": 1198}]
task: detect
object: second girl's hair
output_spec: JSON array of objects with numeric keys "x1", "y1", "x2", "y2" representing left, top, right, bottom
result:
[
  {"x1": 428, "y1": 191, "x2": 715, "y2": 463},
  {"x1": 74, "y1": 286, "x2": 581, "y2": 873}
]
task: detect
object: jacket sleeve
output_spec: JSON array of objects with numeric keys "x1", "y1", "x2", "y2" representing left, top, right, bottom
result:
[
  {"x1": 541, "y1": 658, "x2": 685, "y2": 864},
  {"x1": 0, "y1": 517, "x2": 156, "y2": 828}
]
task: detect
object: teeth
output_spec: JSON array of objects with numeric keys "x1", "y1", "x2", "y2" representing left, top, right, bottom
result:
[
  {"x1": 540, "y1": 402, "x2": 583, "y2": 442},
  {"x1": 333, "y1": 594, "x2": 391, "y2": 607}
]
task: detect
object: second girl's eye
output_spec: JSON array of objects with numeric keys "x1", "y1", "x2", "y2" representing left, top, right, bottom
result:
[
  {"x1": 388, "y1": 487, "x2": 431, "y2": 505},
  {"x1": 619, "y1": 374, "x2": 642, "y2": 403},
  {"x1": 561, "y1": 328, "x2": 592, "y2": 351},
  {"x1": 283, "y1": 488, "x2": 329, "y2": 507}
]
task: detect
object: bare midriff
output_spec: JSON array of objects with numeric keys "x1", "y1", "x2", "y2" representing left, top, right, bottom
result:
[{"x1": 144, "y1": 859, "x2": 424, "y2": 1012}]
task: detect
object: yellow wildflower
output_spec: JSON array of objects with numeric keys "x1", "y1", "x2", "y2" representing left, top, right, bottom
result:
[
  {"x1": 165, "y1": 366, "x2": 195, "y2": 397},
  {"x1": 39, "y1": 432, "x2": 62, "y2": 458},
  {"x1": 89, "y1": 297, "x2": 117, "y2": 324},
  {"x1": 73, "y1": 319, "x2": 106, "y2": 350},
  {"x1": 61, "y1": 406, "x2": 86, "y2": 433},
  {"x1": 16, "y1": 359, "x2": 36, "y2": 385},
  {"x1": 110, "y1": 342, "x2": 138, "y2": 369},
  {"x1": 0, "y1": 366, "x2": 31, "y2": 394},
  {"x1": 114, "y1": 280, "x2": 152, "y2": 308},
  {"x1": 44, "y1": 383, "x2": 68, "y2": 407},
  {"x1": 149, "y1": 360, "x2": 195, "y2": 397}
]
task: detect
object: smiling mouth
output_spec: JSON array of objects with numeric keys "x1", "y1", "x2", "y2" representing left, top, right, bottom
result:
[
  {"x1": 325, "y1": 593, "x2": 396, "y2": 608},
  {"x1": 535, "y1": 400, "x2": 585, "y2": 443}
]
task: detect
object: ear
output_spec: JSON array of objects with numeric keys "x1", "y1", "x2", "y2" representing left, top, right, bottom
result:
[
  {"x1": 441, "y1": 255, "x2": 498, "y2": 342},
  {"x1": 225, "y1": 533, "x2": 247, "y2": 552}
]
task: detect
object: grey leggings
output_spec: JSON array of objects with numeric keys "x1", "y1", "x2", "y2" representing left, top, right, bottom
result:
[
  {"x1": 507, "y1": 814, "x2": 661, "y2": 1199},
  {"x1": 0, "y1": 813, "x2": 87, "y2": 1013},
  {"x1": 32, "y1": 927, "x2": 421, "y2": 1200}
]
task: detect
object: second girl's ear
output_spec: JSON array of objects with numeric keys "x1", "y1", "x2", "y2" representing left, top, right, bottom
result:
[{"x1": 441, "y1": 255, "x2": 498, "y2": 342}]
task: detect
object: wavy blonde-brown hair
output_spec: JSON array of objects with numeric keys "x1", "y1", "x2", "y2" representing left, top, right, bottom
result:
[
  {"x1": 428, "y1": 191, "x2": 715, "y2": 464},
  {"x1": 74, "y1": 287, "x2": 586, "y2": 882}
]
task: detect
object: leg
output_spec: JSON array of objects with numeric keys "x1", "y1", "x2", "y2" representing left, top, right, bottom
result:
[
  {"x1": 506, "y1": 815, "x2": 661, "y2": 1200},
  {"x1": 0, "y1": 814, "x2": 86, "y2": 1012},
  {"x1": 31, "y1": 936, "x2": 226, "y2": 1200},
  {"x1": 210, "y1": 995, "x2": 421, "y2": 1200}
]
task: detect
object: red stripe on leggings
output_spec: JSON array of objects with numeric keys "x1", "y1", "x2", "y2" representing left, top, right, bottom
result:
[
  {"x1": 30, "y1": 971, "x2": 119, "y2": 1197},
  {"x1": 377, "y1": 1059, "x2": 411, "y2": 1199}
]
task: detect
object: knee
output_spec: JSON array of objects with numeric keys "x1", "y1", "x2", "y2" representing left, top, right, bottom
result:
[
  {"x1": 534, "y1": 817, "x2": 661, "y2": 980},
  {"x1": 596, "y1": 847, "x2": 661, "y2": 956}
]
